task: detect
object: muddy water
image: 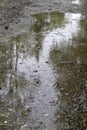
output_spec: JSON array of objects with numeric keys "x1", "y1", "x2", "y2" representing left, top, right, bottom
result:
[{"x1": 0, "y1": 11, "x2": 87, "y2": 130}]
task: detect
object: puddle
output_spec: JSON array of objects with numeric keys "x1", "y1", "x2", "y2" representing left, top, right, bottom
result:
[{"x1": 0, "y1": 11, "x2": 87, "y2": 130}]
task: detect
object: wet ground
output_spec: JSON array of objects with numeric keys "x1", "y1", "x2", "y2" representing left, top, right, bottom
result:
[{"x1": 0, "y1": 0, "x2": 87, "y2": 130}]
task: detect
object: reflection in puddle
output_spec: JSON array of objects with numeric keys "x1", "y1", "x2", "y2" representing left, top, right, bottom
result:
[
  {"x1": 42, "y1": 13, "x2": 81, "y2": 59},
  {"x1": 0, "y1": 12, "x2": 87, "y2": 130}
]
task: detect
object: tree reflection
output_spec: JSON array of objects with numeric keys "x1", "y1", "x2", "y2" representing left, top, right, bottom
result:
[
  {"x1": 31, "y1": 12, "x2": 64, "y2": 61},
  {"x1": 0, "y1": 35, "x2": 33, "y2": 130}
]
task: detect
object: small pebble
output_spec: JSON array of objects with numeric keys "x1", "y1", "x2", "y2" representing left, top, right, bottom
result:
[
  {"x1": 33, "y1": 70, "x2": 38, "y2": 73},
  {"x1": 4, "y1": 121, "x2": 8, "y2": 124},
  {"x1": 44, "y1": 114, "x2": 48, "y2": 117},
  {"x1": 65, "y1": 93, "x2": 69, "y2": 96},
  {"x1": 45, "y1": 61, "x2": 49, "y2": 64},
  {"x1": 36, "y1": 80, "x2": 40, "y2": 84},
  {"x1": 39, "y1": 121, "x2": 44, "y2": 124},
  {"x1": 20, "y1": 124, "x2": 27, "y2": 130},
  {"x1": 1, "y1": 114, "x2": 5, "y2": 116},
  {"x1": 5, "y1": 26, "x2": 9, "y2": 30}
]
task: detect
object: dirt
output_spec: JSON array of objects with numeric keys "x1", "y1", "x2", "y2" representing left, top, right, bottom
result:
[{"x1": 0, "y1": 0, "x2": 82, "y2": 41}]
